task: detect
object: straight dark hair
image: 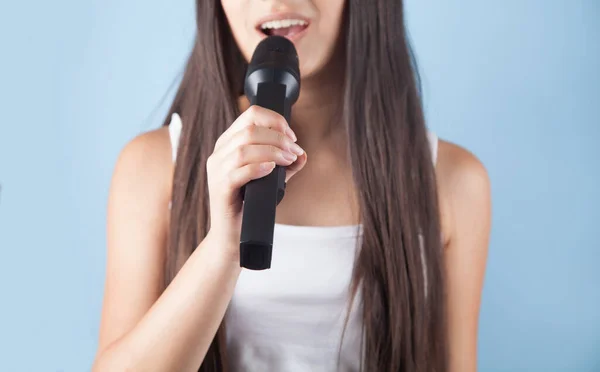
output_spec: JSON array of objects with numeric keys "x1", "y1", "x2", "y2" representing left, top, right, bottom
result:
[{"x1": 164, "y1": 0, "x2": 447, "y2": 371}]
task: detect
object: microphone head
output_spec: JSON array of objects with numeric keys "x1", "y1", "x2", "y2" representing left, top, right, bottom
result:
[
  {"x1": 248, "y1": 36, "x2": 299, "y2": 78},
  {"x1": 245, "y1": 36, "x2": 300, "y2": 102}
]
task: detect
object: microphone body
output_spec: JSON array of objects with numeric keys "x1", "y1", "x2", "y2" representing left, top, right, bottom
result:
[{"x1": 240, "y1": 36, "x2": 300, "y2": 270}]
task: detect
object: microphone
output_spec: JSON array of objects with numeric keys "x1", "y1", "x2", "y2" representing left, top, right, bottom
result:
[{"x1": 239, "y1": 36, "x2": 301, "y2": 270}]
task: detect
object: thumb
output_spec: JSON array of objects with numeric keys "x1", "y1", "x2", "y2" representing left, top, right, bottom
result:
[{"x1": 285, "y1": 152, "x2": 307, "y2": 183}]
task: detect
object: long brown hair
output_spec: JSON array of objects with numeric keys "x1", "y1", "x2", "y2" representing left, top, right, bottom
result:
[{"x1": 164, "y1": 1, "x2": 447, "y2": 371}]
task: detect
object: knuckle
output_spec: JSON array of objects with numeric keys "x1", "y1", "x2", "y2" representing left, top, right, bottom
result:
[
  {"x1": 269, "y1": 113, "x2": 282, "y2": 127},
  {"x1": 269, "y1": 145, "x2": 279, "y2": 154},
  {"x1": 279, "y1": 117, "x2": 288, "y2": 130},
  {"x1": 244, "y1": 125, "x2": 257, "y2": 139},
  {"x1": 235, "y1": 146, "x2": 246, "y2": 162},
  {"x1": 247, "y1": 105, "x2": 260, "y2": 116}
]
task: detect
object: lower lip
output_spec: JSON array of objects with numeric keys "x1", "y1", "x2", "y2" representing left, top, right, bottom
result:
[{"x1": 256, "y1": 25, "x2": 310, "y2": 43}]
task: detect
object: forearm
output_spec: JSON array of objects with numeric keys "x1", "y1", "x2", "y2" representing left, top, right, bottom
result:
[{"x1": 93, "y1": 233, "x2": 241, "y2": 372}]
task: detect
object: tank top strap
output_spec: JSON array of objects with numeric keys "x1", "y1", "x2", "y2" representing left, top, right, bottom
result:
[
  {"x1": 168, "y1": 113, "x2": 183, "y2": 163},
  {"x1": 427, "y1": 130, "x2": 439, "y2": 165}
]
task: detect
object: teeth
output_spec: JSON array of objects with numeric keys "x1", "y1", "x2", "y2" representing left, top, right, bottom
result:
[{"x1": 260, "y1": 19, "x2": 308, "y2": 30}]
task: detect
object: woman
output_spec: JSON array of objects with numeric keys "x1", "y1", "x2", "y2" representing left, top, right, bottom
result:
[{"x1": 93, "y1": 0, "x2": 491, "y2": 371}]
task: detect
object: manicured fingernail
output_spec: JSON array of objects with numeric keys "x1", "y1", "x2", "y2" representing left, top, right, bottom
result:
[
  {"x1": 289, "y1": 142, "x2": 304, "y2": 156},
  {"x1": 282, "y1": 151, "x2": 297, "y2": 162},
  {"x1": 262, "y1": 162, "x2": 276, "y2": 171}
]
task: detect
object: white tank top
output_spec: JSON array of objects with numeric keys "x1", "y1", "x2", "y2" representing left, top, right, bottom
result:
[{"x1": 167, "y1": 113, "x2": 438, "y2": 372}]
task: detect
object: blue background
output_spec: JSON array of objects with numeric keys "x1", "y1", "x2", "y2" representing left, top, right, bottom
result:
[{"x1": 0, "y1": 1, "x2": 598, "y2": 371}]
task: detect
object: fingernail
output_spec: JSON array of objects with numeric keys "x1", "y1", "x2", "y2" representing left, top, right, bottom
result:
[
  {"x1": 282, "y1": 151, "x2": 297, "y2": 162},
  {"x1": 262, "y1": 161, "x2": 276, "y2": 171},
  {"x1": 289, "y1": 142, "x2": 304, "y2": 156},
  {"x1": 286, "y1": 127, "x2": 297, "y2": 142}
]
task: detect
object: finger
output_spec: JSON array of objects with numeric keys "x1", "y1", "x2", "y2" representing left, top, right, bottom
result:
[
  {"x1": 236, "y1": 105, "x2": 296, "y2": 139},
  {"x1": 226, "y1": 161, "x2": 276, "y2": 191},
  {"x1": 220, "y1": 125, "x2": 304, "y2": 158},
  {"x1": 214, "y1": 105, "x2": 296, "y2": 152},
  {"x1": 285, "y1": 151, "x2": 308, "y2": 183},
  {"x1": 228, "y1": 144, "x2": 298, "y2": 168}
]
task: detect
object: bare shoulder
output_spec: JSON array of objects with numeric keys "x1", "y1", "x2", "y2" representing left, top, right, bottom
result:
[
  {"x1": 436, "y1": 139, "x2": 490, "y2": 195},
  {"x1": 435, "y1": 139, "x2": 491, "y2": 247},
  {"x1": 111, "y1": 126, "x2": 174, "y2": 204},
  {"x1": 114, "y1": 126, "x2": 173, "y2": 181}
]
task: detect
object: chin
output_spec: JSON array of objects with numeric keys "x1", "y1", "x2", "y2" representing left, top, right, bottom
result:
[
  {"x1": 298, "y1": 63, "x2": 322, "y2": 80},
  {"x1": 298, "y1": 51, "x2": 339, "y2": 80}
]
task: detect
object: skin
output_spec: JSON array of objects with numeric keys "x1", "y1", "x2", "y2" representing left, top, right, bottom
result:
[{"x1": 94, "y1": 0, "x2": 491, "y2": 371}]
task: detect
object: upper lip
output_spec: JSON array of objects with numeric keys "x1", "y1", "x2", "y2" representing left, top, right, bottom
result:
[{"x1": 255, "y1": 12, "x2": 311, "y2": 31}]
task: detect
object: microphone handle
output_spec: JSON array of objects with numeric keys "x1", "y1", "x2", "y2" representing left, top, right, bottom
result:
[{"x1": 239, "y1": 82, "x2": 290, "y2": 270}]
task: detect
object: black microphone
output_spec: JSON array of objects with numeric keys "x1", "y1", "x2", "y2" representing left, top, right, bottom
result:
[{"x1": 239, "y1": 36, "x2": 301, "y2": 270}]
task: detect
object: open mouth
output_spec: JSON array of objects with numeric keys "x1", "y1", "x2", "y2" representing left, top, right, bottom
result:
[{"x1": 258, "y1": 19, "x2": 309, "y2": 39}]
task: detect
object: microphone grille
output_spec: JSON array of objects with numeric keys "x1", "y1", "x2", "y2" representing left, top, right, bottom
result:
[{"x1": 249, "y1": 36, "x2": 298, "y2": 67}]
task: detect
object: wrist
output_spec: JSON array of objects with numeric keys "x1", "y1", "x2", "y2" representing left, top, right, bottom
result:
[{"x1": 201, "y1": 230, "x2": 242, "y2": 271}]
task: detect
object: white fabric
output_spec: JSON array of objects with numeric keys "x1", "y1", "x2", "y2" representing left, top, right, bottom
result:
[
  {"x1": 168, "y1": 113, "x2": 183, "y2": 162},
  {"x1": 167, "y1": 113, "x2": 438, "y2": 371}
]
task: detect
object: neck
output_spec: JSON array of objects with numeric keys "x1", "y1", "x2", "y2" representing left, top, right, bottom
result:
[{"x1": 292, "y1": 63, "x2": 345, "y2": 144}]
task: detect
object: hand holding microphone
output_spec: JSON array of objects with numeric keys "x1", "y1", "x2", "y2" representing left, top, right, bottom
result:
[{"x1": 206, "y1": 105, "x2": 306, "y2": 260}]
